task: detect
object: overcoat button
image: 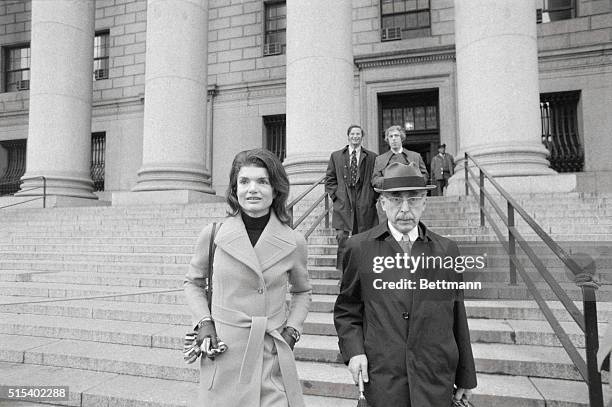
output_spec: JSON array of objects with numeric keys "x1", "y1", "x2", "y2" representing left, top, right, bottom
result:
[
  {"x1": 402, "y1": 312, "x2": 410, "y2": 320},
  {"x1": 257, "y1": 288, "x2": 264, "y2": 294}
]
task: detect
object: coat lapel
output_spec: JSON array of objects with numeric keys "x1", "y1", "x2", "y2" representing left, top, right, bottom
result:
[
  {"x1": 255, "y1": 213, "x2": 297, "y2": 271},
  {"x1": 215, "y1": 215, "x2": 263, "y2": 275}
]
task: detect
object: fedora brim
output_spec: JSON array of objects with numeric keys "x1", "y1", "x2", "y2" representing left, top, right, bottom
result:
[{"x1": 374, "y1": 184, "x2": 437, "y2": 193}]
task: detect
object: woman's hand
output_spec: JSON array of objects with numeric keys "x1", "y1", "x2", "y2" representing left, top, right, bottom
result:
[
  {"x1": 281, "y1": 326, "x2": 300, "y2": 350},
  {"x1": 196, "y1": 318, "x2": 228, "y2": 359}
]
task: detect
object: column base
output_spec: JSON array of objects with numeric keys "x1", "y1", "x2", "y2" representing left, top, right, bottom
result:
[
  {"x1": 112, "y1": 190, "x2": 226, "y2": 206},
  {"x1": 283, "y1": 152, "x2": 331, "y2": 185},
  {"x1": 17, "y1": 174, "x2": 97, "y2": 199},
  {"x1": 132, "y1": 164, "x2": 215, "y2": 193},
  {"x1": 446, "y1": 173, "x2": 578, "y2": 196},
  {"x1": 0, "y1": 195, "x2": 109, "y2": 209}
]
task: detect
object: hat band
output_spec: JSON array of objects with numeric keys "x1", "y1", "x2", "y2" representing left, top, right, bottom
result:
[{"x1": 382, "y1": 176, "x2": 426, "y2": 189}]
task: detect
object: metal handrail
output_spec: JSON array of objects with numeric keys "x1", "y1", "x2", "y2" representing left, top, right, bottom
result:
[
  {"x1": 287, "y1": 174, "x2": 326, "y2": 210},
  {"x1": 287, "y1": 174, "x2": 331, "y2": 239},
  {"x1": 464, "y1": 152, "x2": 603, "y2": 406},
  {"x1": 0, "y1": 176, "x2": 47, "y2": 209}
]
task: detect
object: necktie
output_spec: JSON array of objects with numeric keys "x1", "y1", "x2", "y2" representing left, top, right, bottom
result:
[
  {"x1": 350, "y1": 150, "x2": 358, "y2": 187},
  {"x1": 400, "y1": 236, "x2": 412, "y2": 254}
]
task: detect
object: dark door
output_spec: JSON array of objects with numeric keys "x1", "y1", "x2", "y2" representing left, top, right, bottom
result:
[{"x1": 378, "y1": 89, "x2": 440, "y2": 178}]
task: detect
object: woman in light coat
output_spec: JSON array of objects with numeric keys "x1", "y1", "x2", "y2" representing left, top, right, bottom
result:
[{"x1": 184, "y1": 149, "x2": 312, "y2": 407}]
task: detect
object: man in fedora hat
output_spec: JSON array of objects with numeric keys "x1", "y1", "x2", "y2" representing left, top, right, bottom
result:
[
  {"x1": 334, "y1": 162, "x2": 477, "y2": 407},
  {"x1": 430, "y1": 143, "x2": 454, "y2": 196}
]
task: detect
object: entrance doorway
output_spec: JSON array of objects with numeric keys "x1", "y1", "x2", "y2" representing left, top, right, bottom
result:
[{"x1": 378, "y1": 89, "x2": 440, "y2": 179}]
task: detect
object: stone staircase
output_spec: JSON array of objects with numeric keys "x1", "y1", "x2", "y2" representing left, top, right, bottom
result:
[{"x1": 0, "y1": 193, "x2": 610, "y2": 406}]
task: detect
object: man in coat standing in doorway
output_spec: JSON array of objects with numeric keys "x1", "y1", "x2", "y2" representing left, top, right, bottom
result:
[
  {"x1": 334, "y1": 162, "x2": 477, "y2": 406},
  {"x1": 430, "y1": 143, "x2": 454, "y2": 196},
  {"x1": 325, "y1": 125, "x2": 379, "y2": 272}
]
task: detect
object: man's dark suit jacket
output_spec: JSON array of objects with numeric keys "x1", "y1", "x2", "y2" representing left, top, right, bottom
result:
[{"x1": 325, "y1": 146, "x2": 378, "y2": 233}]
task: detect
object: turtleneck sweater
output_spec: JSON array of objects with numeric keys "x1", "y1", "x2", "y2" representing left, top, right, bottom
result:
[{"x1": 241, "y1": 211, "x2": 271, "y2": 246}]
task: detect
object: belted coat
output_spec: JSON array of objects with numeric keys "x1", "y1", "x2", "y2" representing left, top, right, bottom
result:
[
  {"x1": 325, "y1": 146, "x2": 379, "y2": 233},
  {"x1": 333, "y1": 222, "x2": 477, "y2": 407},
  {"x1": 184, "y1": 213, "x2": 312, "y2": 407}
]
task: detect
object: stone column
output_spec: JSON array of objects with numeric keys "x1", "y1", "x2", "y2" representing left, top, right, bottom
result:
[
  {"x1": 19, "y1": 0, "x2": 97, "y2": 199},
  {"x1": 448, "y1": 0, "x2": 555, "y2": 194},
  {"x1": 284, "y1": 0, "x2": 354, "y2": 184},
  {"x1": 132, "y1": 0, "x2": 213, "y2": 194}
]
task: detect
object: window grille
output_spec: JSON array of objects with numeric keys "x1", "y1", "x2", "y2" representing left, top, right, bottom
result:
[
  {"x1": 4, "y1": 45, "x2": 30, "y2": 92},
  {"x1": 264, "y1": 115, "x2": 286, "y2": 162},
  {"x1": 0, "y1": 139, "x2": 27, "y2": 196},
  {"x1": 381, "y1": 0, "x2": 431, "y2": 41},
  {"x1": 540, "y1": 91, "x2": 583, "y2": 172},
  {"x1": 536, "y1": 0, "x2": 575, "y2": 23},
  {"x1": 264, "y1": 2, "x2": 286, "y2": 56},
  {"x1": 93, "y1": 31, "x2": 110, "y2": 80},
  {"x1": 90, "y1": 132, "x2": 106, "y2": 191}
]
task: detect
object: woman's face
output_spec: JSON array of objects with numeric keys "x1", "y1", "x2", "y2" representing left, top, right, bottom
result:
[{"x1": 237, "y1": 165, "x2": 274, "y2": 218}]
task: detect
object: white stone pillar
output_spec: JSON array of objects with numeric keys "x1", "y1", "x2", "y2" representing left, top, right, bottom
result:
[
  {"x1": 449, "y1": 0, "x2": 555, "y2": 194},
  {"x1": 133, "y1": 0, "x2": 213, "y2": 193},
  {"x1": 19, "y1": 0, "x2": 97, "y2": 199},
  {"x1": 284, "y1": 0, "x2": 354, "y2": 184}
]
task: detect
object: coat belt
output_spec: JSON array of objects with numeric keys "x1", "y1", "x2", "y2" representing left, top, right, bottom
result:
[{"x1": 212, "y1": 304, "x2": 305, "y2": 407}]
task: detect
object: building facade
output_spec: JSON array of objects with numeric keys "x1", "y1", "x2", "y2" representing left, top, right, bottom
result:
[{"x1": 0, "y1": 0, "x2": 610, "y2": 203}]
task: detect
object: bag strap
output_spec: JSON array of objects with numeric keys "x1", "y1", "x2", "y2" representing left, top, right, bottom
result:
[{"x1": 205, "y1": 222, "x2": 220, "y2": 311}]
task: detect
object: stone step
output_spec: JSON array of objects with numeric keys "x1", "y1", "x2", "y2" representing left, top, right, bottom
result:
[
  {"x1": 1, "y1": 361, "x2": 606, "y2": 407},
  {"x1": 21, "y1": 273, "x2": 338, "y2": 296},
  {"x1": 306, "y1": 233, "x2": 612, "y2": 245},
  {"x1": 0, "y1": 334, "x2": 359, "y2": 398},
  {"x1": 0, "y1": 334, "x2": 607, "y2": 404},
  {"x1": 1, "y1": 309, "x2": 605, "y2": 349},
  {"x1": 0, "y1": 281, "x2": 185, "y2": 305},
  {"x1": 0, "y1": 261, "x2": 187, "y2": 275},
  {"x1": 464, "y1": 282, "x2": 612, "y2": 301},
  {"x1": 0, "y1": 362, "x2": 357, "y2": 407},
  {"x1": 8, "y1": 236, "x2": 198, "y2": 246},
  {"x1": 0, "y1": 251, "x2": 192, "y2": 264},
  {"x1": 0, "y1": 243, "x2": 196, "y2": 254}
]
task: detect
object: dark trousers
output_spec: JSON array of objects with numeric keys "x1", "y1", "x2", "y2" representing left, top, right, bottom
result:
[
  {"x1": 336, "y1": 187, "x2": 358, "y2": 271},
  {"x1": 436, "y1": 178, "x2": 448, "y2": 196}
]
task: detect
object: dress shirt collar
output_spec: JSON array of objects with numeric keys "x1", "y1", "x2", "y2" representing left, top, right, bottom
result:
[
  {"x1": 349, "y1": 145, "x2": 362, "y2": 158},
  {"x1": 390, "y1": 147, "x2": 404, "y2": 155},
  {"x1": 387, "y1": 220, "x2": 419, "y2": 242}
]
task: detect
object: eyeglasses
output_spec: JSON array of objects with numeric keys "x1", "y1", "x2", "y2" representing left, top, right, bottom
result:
[{"x1": 384, "y1": 195, "x2": 425, "y2": 207}]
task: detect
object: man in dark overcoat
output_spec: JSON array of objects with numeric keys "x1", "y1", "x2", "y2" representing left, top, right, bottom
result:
[
  {"x1": 325, "y1": 125, "x2": 378, "y2": 271},
  {"x1": 334, "y1": 162, "x2": 477, "y2": 406},
  {"x1": 430, "y1": 143, "x2": 455, "y2": 196}
]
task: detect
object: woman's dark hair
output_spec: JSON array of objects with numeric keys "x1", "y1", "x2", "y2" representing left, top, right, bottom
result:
[{"x1": 226, "y1": 148, "x2": 291, "y2": 225}]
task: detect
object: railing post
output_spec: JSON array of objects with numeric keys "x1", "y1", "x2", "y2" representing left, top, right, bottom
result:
[
  {"x1": 42, "y1": 176, "x2": 46, "y2": 208},
  {"x1": 464, "y1": 152, "x2": 469, "y2": 196},
  {"x1": 507, "y1": 202, "x2": 517, "y2": 285},
  {"x1": 583, "y1": 285, "x2": 604, "y2": 407},
  {"x1": 479, "y1": 169, "x2": 485, "y2": 227},
  {"x1": 324, "y1": 194, "x2": 329, "y2": 229}
]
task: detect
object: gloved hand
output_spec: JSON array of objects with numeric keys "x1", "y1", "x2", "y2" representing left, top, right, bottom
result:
[
  {"x1": 196, "y1": 317, "x2": 228, "y2": 359},
  {"x1": 280, "y1": 327, "x2": 297, "y2": 350}
]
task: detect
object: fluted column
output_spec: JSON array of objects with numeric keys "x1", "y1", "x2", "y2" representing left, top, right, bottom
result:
[
  {"x1": 133, "y1": 0, "x2": 212, "y2": 193},
  {"x1": 19, "y1": 0, "x2": 96, "y2": 199},
  {"x1": 451, "y1": 0, "x2": 555, "y2": 185},
  {"x1": 284, "y1": 0, "x2": 354, "y2": 184}
]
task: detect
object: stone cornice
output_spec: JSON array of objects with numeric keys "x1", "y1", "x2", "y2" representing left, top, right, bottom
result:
[
  {"x1": 212, "y1": 79, "x2": 286, "y2": 102},
  {"x1": 354, "y1": 45, "x2": 456, "y2": 69},
  {"x1": 538, "y1": 42, "x2": 612, "y2": 70}
]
